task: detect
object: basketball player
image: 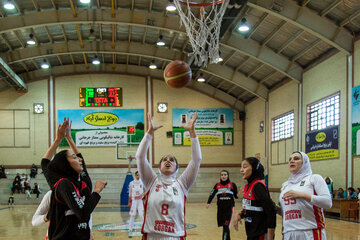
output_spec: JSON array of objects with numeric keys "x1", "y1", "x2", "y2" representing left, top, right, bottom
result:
[
  {"x1": 233, "y1": 157, "x2": 276, "y2": 240},
  {"x1": 41, "y1": 118, "x2": 106, "y2": 240},
  {"x1": 206, "y1": 170, "x2": 238, "y2": 240},
  {"x1": 128, "y1": 171, "x2": 145, "y2": 237},
  {"x1": 32, "y1": 190, "x2": 94, "y2": 240},
  {"x1": 136, "y1": 112, "x2": 201, "y2": 240},
  {"x1": 279, "y1": 152, "x2": 332, "y2": 240}
]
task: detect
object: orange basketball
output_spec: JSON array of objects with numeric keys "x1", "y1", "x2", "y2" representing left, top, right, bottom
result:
[{"x1": 163, "y1": 60, "x2": 192, "y2": 88}]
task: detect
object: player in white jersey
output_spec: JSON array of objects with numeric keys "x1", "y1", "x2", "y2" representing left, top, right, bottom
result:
[
  {"x1": 279, "y1": 151, "x2": 332, "y2": 240},
  {"x1": 128, "y1": 171, "x2": 145, "y2": 237},
  {"x1": 136, "y1": 112, "x2": 201, "y2": 240}
]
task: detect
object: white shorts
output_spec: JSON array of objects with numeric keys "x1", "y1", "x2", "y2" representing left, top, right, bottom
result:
[
  {"x1": 130, "y1": 199, "x2": 144, "y2": 216},
  {"x1": 283, "y1": 229, "x2": 326, "y2": 240},
  {"x1": 142, "y1": 233, "x2": 185, "y2": 240}
]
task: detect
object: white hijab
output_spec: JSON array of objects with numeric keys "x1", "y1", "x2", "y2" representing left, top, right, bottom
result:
[
  {"x1": 288, "y1": 151, "x2": 312, "y2": 184},
  {"x1": 158, "y1": 162, "x2": 179, "y2": 185}
]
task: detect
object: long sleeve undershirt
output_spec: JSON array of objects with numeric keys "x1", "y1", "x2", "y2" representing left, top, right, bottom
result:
[
  {"x1": 32, "y1": 190, "x2": 52, "y2": 226},
  {"x1": 136, "y1": 133, "x2": 202, "y2": 196},
  {"x1": 56, "y1": 180, "x2": 100, "y2": 222},
  {"x1": 253, "y1": 183, "x2": 276, "y2": 229},
  {"x1": 310, "y1": 174, "x2": 332, "y2": 209}
]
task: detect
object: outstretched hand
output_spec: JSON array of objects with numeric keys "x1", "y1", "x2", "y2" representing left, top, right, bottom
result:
[
  {"x1": 146, "y1": 112, "x2": 163, "y2": 135},
  {"x1": 180, "y1": 112, "x2": 198, "y2": 138},
  {"x1": 55, "y1": 117, "x2": 69, "y2": 143},
  {"x1": 65, "y1": 117, "x2": 72, "y2": 139}
]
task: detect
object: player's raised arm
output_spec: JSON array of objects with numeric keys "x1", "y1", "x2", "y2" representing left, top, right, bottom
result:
[
  {"x1": 178, "y1": 113, "x2": 202, "y2": 194},
  {"x1": 136, "y1": 113, "x2": 162, "y2": 191}
]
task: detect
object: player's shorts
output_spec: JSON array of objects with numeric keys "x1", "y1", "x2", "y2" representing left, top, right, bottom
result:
[
  {"x1": 283, "y1": 228, "x2": 326, "y2": 240},
  {"x1": 142, "y1": 233, "x2": 186, "y2": 240}
]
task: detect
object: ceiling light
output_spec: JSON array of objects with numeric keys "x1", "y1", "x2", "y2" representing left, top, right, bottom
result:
[
  {"x1": 149, "y1": 60, "x2": 157, "y2": 69},
  {"x1": 197, "y1": 74, "x2": 205, "y2": 82},
  {"x1": 166, "y1": 0, "x2": 176, "y2": 11},
  {"x1": 26, "y1": 34, "x2": 36, "y2": 45},
  {"x1": 80, "y1": 0, "x2": 91, "y2": 3},
  {"x1": 92, "y1": 56, "x2": 100, "y2": 65},
  {"x1": 238, "y1": 18, "x2": 250, "y2": 32},
  {"x1": 3, "y1": 1, "x2": 15, "y2": 10},
  {"x1": 216, "y1": 56, "x2": 223, "y2": 63},
  {"x1": 156, "y1": 35, "x2": 165, "y2": 46},
  {"x1": 41, "y1": 60, "x2": 49, "y2": 69}
]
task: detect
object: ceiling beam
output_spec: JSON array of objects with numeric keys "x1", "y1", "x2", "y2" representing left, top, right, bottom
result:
[
  {"x1": 0, "y1": 9, "x2": 302, "y2": 81},
  {"x1": 32, "y1": 0, "x2": 40, "y2": 11},
  {"x1": 0, "y1": 56, "x2": 27, "y2": 90},
  {"x1": 3, "y1": 41, "x2": 266, "y2": 100},
  {"x1": 247, "y1": 0, "x2": 352, "y2": 54},
  {"x1": 320, "y1": 0, "x2": 341, "y2": 17},
  {"x1": 13, "y1": 31, "x2": 25, "y2": 48},
  {"x1": 276, "y1": 29, "x2": 304, "y2": 53},
  {"x1": 0, "y1": 34, "x2": 13, "y2": 51},
  {"x1": 44, "y1": 26, "x2": 54, "y2": 43},
  {"x1": 246, "y1": 12, "x2": 268, "y2": 39}
]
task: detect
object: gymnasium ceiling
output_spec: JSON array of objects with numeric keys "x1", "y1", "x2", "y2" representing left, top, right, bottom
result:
[{"x1": 0, "y1": 0, "x2": 359, "y2": 111}]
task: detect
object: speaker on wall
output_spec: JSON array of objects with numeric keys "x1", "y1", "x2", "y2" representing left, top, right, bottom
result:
[{"x1": 239, "y1": 111, "x2": 246, "y2": 120}]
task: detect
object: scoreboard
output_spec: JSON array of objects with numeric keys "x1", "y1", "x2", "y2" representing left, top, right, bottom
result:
[{"x1": 80, "y1": 88, "x2": 123, "y2": 107}]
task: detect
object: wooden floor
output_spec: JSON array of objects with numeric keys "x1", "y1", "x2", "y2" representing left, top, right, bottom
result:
[{"x1": 0, "y1": 203, "x2": 359, "y2": 239}]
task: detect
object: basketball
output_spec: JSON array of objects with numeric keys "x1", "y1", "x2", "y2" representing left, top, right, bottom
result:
[{"x1": 163, "y1": 60, "x2": 192, "y2": 88}]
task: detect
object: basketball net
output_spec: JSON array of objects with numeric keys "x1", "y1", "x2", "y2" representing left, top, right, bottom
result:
[{"x1": 174, "y1": 0, "x2": 229, "y2": 67}]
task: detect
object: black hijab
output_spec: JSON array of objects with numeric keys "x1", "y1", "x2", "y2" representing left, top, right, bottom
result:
[
  {"x1": 244, "y1": 157, "x2": 265, "y2": 184},
  {"x1": 46, "y1": 150, "x2": 80, "y2": 188},
  {"x1": 220, "y1": 170, "x2": 230, "y2": 185}
]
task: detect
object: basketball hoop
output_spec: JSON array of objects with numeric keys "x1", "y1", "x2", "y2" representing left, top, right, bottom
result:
[{"x1": 174, "y1": 0, "x2": 229, "y2": 67}]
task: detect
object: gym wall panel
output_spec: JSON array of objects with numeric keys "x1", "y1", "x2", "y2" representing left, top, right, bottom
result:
[
  {"x1": 55, "y1": 74, "x2": 146, "y2": 164},
  {"x1": 244, "y1": 98, "x2": 266, "y2": 165},
  {"x1": 267, "y1": 81, "x2": 299, "y2": 188},
  {"x1": 152, "y1": 79, "x2": 243, "y2": 165},
  {"x1": 0, "y1": 80, "x2": 48, "y2": 164},
  {"x1": 353, "y1": 40, "x2": 360, "y2": 188},
  {"x1": 302, "y1": 52, "x2": 347, "y2": 190},
  {"x1": 0, "y1": 110, "x2": 13, "y2": 128}
]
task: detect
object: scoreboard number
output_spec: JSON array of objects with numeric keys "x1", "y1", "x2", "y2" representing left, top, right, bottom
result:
[{"x1": 80, "y1": 87, "x2": 123, "y2": 107}]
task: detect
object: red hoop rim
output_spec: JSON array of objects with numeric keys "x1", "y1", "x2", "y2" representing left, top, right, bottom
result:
[{"x1": 177, "y1": 0, "x2": 225, "y2": 7}]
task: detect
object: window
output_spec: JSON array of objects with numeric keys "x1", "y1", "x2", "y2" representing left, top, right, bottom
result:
[
  {"x1": 272, "y1": 112, "x2": 294, "y2": 141},
  {"x1": 307, "y1": 94, "x2": 340, "y2": 132}
]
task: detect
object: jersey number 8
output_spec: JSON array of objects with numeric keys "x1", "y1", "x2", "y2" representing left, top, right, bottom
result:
[{"x1": 161, "y1": 204, "x2": 169, "y2": 215}]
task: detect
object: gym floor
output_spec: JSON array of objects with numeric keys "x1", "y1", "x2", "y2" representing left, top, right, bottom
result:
[{"x1": 0, "y1": 203, "x2": 358, "y2": 239}]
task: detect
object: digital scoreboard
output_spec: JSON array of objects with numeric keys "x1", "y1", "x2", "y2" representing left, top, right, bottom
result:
[{"x1": 80, "y1": 88, "x2": 123, "y2": 107}]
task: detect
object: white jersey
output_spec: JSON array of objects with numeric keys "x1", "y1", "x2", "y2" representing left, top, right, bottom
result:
[
  {"x1": 129, "y1": 179, "x2": 145, "y2": 200},
  {"x1": 142, "y1": 177, "x2": 186, "y2": 237},
  {"x1": 279, "y1": 174, "x2": 331, "y2": 234}
]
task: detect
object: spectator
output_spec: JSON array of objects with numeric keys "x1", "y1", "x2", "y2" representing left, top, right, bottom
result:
[
  {"x1": 32, "y1": 183, "x2": 41, "y2": 199},
  {"x1": 20, "y1": 174, "x2": 26, "y2": 193},
  {"x1": 8, "y1": 193, "x2": 14, "y2": 206},
  {"x1": 356, "y1": 188, "x2": 360, "y2": 199},
  {"x1": 25, "y1": 181, "x2": 31, "y2": 200},
  {"x1": 324, "y1": 177, "x2": 334, "y2": 198},
  {"x1": 30, "y1": 164, "x2": 38, "y2": 178},
  {"x1": 347, "y1": 187, "x2": 357, "y2": 199},
  {"x1": 335, "y1": 188, "x2": 347, "y2": 199},
  {"x1": 25, "y1": 174, "x2": 31, "y2": 187},
  {"x1": 14, "y1": 173, "x2": 20, "y2": 182},
  {"x1": 12, "y1": 178, "x2": 21, "y2": 194},
  {"x1": 0, "y1": 165, "x2": 6, "y2": 178}
]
